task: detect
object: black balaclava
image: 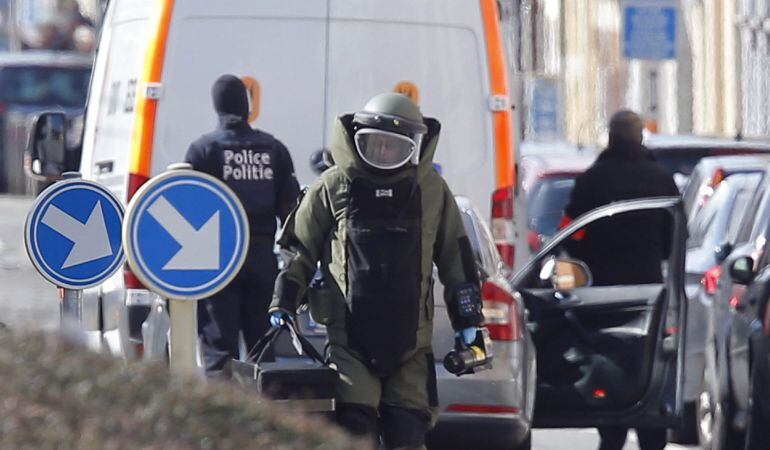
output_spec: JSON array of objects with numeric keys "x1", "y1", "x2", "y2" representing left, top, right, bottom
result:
[{"x1": 211, "y1": 74, "x2": 249, "y2": 120}]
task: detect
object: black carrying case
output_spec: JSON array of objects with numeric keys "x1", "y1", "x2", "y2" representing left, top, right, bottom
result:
[{"x1": 231, "y1": 320, "x2": 337, "y2": 413}]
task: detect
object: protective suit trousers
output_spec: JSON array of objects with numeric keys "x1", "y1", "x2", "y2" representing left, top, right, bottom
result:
[
  {"x1": 328, "y1": 323, "x2": 438, "y2": 449},
  {"x1": 198, "y1": 243, "x2": 278, "y2": 375}
]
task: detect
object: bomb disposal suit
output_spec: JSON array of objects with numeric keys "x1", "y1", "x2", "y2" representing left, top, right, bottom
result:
[
  {"x1": 186, "y1": 75, "x2": 299, "y2": 375},
  {"x1": 269, "y1": 94, "x2": 485, "y2": 448}
]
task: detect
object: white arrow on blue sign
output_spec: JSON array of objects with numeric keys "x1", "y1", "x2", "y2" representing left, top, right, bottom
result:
[
  {"x1": 25, "y1": 179, "x2": 125, "y2": 290},
  {"x1": 123, "y1": 169, "x2": 249, "y2": 301}
]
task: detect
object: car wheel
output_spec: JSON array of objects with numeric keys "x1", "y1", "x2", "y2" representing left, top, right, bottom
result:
[{"x1": 745, "y1": 364, "x2": 770, "y2": 450}]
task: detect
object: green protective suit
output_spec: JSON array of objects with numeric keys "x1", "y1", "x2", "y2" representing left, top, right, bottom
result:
[{"x1": 270, "y1": 114, "x2": 483, "y2": 417}]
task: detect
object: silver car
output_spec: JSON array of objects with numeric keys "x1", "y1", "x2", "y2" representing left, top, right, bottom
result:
[{"x1": 427, "y1": 196, "x2": 536, "y2": 450}]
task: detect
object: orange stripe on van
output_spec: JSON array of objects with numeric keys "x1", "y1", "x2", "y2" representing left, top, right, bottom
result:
[
  {"x1": 129, "y1": 0, "x2": 175, "y2": 178},
  {"x1": 479, "y1": 0, "x2": 515, "y2": 189}
]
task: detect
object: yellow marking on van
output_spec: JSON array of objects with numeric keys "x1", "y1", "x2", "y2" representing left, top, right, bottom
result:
[
  {"x1": 394, "y1": 81, "x2": 420, "y2": 105},
  {"x1": 241, "y1": 76, "x2": 261, "y2": 124},
  {"x1": 129, "y1": 0, "x2": 175, "y2": 178},
  {"x1": 480, "y1": 0, "x2": 515, "y2": 189}
]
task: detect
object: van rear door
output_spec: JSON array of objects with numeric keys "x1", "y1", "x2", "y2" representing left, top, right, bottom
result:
[
  {"x1": 152, "y1": 1, "x2": 328, "y2": 185},
  {"x1": 326, "y1": 0, "x2": 495, "y2": 218}
]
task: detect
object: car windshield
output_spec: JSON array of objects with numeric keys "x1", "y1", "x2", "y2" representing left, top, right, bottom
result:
[
  {"x1": 0, "y1": 65, "x2": 91, "y2": 108},
  {"x1": 527, "y1": 176, "x2": 576, "y2": 236}
]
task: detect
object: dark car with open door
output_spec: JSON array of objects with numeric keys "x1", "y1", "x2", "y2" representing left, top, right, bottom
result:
[{"x1": 511, "y1": 197, "x2": 687, "y2": 433}]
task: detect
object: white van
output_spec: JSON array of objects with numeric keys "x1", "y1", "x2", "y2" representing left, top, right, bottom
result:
[{"x1": 27, "y1": 0, "x2": 526, "y2": 356}]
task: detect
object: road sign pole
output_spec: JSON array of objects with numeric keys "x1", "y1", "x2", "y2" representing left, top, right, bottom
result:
[
  {"x1": 168, "y1": 298, "x2": 199, "y2": 376},
  {"x1": 123, "y1": 165, "x2": 249, "y2": 377},
  {"x1": 60, "y1": 288, "x2": 82, "y2": 325}
]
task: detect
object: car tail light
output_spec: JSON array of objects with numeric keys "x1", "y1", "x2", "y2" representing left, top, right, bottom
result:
[
  {"x1": 446, "y1": 404, "x2": 519, "y2": 414},
  {"x1": 701, "y1": 265, "x2": 722, "y2": 295},
  {"x1": 492, "y1": 186, "x2": 515, "y2": 268},
  {"x1": 124, "y1": 172, "x2": 150, "y2": 289},
  {"x1": 482, "y1": 280, "x2": 522, "y2": 341}
]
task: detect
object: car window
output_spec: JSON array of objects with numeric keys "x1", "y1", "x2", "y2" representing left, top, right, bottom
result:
[
  {"x1": 681, "y1": 167, "x2": 705, "y2": 214},
  {"x1": 687, "y1": 185, "x2": 723, "y2": 249},
  {"x1": 460, "y1": 210, "x2": 485, "y2": 268},
  {"x1": 460, "y1": 208, "x2": 498, "y2": 276},
  {"x1": 726, "y1": 176, "x2": 762, "y2": 243},
  {"x1": 735, "y1": 173, "x2": 770, "y2": 245},
  {"x1": 0, "y1": 65, "x2": 91, "y2": 107},
  {"x1": 526, "y1": 176, "x2": 576, "y2": 236},
  {"x1": 519, "y1": 205, "x2": 676, "y2": 289}
]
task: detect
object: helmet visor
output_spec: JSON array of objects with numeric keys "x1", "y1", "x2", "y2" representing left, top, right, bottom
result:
[{"x1": 354, "y1": 129, "x2": 416, "y2": 170}]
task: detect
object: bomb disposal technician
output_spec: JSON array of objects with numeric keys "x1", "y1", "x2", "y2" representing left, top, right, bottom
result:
[
  {"x1": 185, "y1": 74, "x2": 299, "y2": 376},
  {"x1": 269, "y1": 93, "x2": 488, "y2": 448}
]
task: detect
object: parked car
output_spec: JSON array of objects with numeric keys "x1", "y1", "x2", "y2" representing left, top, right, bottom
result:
[
  {"x1": 514, "y1": 197, "x2": 687, "y2": 434},
  {"x1": 0, "y1": 51, "x2": 92, "y2": 194},
  {"x1": 644, "y1": 134, "x2": 770, "y2": 191},
  {"x1": 671, "y1": 172, "x2": 762, "y2": 444},
  {"x1": 699, "y1": 165, "x2": 770, "y2": 449},
  {"x1": 520, "y1": 152, "x2": 596, "y2": 252},
  {"x1": 681, "y1": 154, "x2": 770, "y2": 220}
]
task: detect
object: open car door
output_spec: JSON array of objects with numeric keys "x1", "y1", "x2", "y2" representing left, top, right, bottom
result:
[{"x1": 513, "y1": 197, "x2": 687, "y2": 428}]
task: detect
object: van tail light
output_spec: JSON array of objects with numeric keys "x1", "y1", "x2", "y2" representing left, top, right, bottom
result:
[
  {"x1": 482, "y1": 280, "x2": 522, "y2": 341},
  {"x1": 492, "y1": 186, "x2": 515, "y2": 268},
  {"x1": 124, "y1": 172, "x2": 150, "y2": 290},
  {"x1": 127, "y1": 172, "x2": 150, "y2": 201},
  {"x1": 701, "y1": 265, "x2": 722, "y2": 295}
]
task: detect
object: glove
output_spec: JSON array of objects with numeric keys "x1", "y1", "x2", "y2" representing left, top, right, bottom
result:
[
  {"x1": 269, "y1": 309, "x2": 292, "y2": 328},
  {"x1": 456, "y1": 327, "x2": 478, "y2": 346}
]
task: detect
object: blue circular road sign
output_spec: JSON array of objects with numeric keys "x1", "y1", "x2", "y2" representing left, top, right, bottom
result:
[
  {"x1": 123, "y1": 169, "x2": 249, "y2": 301},
  {"x1": 25, "y1": 179, "x2": 125, "y2": 290}
]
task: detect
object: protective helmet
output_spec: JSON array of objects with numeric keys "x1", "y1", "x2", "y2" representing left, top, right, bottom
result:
[{"x1": 352, "y1": 93, "x2": 428, "y2": 171}]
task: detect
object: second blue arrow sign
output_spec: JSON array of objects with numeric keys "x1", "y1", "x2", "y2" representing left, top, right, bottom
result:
[{"x1": 123, "y1": 169, "x2": 250, "y2": 301}]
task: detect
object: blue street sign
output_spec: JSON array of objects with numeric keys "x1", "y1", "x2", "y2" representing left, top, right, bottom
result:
[
  {"x1": 25, "y1": 178, "x2": 125, "y2": 290},
  {"x1": 623, "y1": 1, "x2": 677, "y2": 60},
  {"x1": 123, "y1": 169, "x2": 249, "y2": 301}
]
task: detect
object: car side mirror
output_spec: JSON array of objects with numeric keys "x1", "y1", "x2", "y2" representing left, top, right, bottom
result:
[
  {"x1": 729, "y1": 256, "x2": 755, "y2": 285},
  {"x1": 714, "y1": 241, "x2": 733, "y2": 263},
  {"x1": 25, "y1": 112, "x2": 75, "y2": 181},
  {"x1": 539, "y1": 257, "x2": 592, "y2": 291}
]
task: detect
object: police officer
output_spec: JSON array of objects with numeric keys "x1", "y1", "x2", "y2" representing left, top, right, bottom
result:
[
  {"x1": 185, "y1": 74, "x2": 299, "y2": 376},
  {"x1": 561, "y1": 110, "x2": 679, "y2": 450},
  {"x1": 269, "y1": 93, "x2": 486, "y2": 448}
]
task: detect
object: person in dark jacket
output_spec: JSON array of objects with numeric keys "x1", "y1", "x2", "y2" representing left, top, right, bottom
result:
[
  {"x1": 185, "y1": 74, "x2": 300, "y2": 376},
  {"x1": 561, "y1": 110, "x2": 679, "y2": 450}
]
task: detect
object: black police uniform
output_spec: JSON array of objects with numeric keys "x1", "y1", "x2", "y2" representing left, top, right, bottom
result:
[{"x1": 185, "y1": 75, "x2": 299, "y2": 375}]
